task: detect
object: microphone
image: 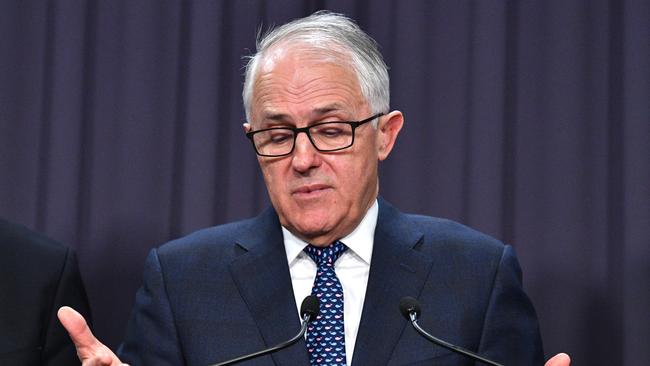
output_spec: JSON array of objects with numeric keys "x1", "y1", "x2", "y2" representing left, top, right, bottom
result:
[
  {"x1": 399, "y1": 297, "x2": 504, "y2": 366},
  {"x1": 209, "y1": 295, "x2": 320, "y2": 366}
]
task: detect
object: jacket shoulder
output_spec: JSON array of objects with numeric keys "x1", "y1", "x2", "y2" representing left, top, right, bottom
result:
[
  {"x1": 157, "y1": 215, "x2": 261, "y2": 257},
  {"x1": 392, "y1": 210, "x2": 507, "y2": 264},
  {"x1": 409, "y1": 213, "x2": 503, "y2": 245},
  {"x1": 0, "y1": 218, "x2": 69, "y2": 262}
]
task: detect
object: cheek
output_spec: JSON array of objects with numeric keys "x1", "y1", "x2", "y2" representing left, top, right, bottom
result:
[
  {"x1": 259, "y1": 160, "x2": 291, "y2": 201},
  {"x1": 259, "y1": 163, "x2": 278, "y2": 193},
  {"x1": 330, "y1": 154, "x2": 377, "y2": 195}
]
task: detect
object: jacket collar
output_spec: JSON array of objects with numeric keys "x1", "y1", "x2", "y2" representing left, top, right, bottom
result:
[
  {"x1": 351, "y1": 198, "x2": 434, "y2": 365},
  {"x1": 228, "y1": 207, "x2": 310, "y2": 365},
  {"x1": 229, "y1": 198, "x2": 434, "y2": 365}
]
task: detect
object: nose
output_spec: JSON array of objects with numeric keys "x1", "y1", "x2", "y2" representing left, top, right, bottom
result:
[{"x1": 291, "y1": 131, "x2": 321, "y2": 173}]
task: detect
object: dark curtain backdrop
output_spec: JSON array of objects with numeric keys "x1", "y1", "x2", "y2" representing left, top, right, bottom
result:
[{"x1": 1, "y1": 1, "x2": 648, "y2": 365}]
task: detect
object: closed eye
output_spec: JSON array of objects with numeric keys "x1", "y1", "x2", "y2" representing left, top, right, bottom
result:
[
  {"x1": 312, "y1": 123, "x2": 350, "y2": 139},
  {"x1": 268, "y1": 130, "x2": 294, "y2": 144}
]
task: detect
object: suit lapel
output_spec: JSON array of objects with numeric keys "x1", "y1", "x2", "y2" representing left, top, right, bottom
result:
[
  {"x1": 226, "y1": 200, "x2": 436, "y2": 365},
  {"x1": 351, "y1": 199, "x2": 435, "y2": 366},
  {"x1": 228, "y1": 208, "x2": 310, "y2": 365}
]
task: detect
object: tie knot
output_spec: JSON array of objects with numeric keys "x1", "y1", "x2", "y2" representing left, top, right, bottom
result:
[{"x1": 304, "y1": 241, "x2": 347, "y2": 266}]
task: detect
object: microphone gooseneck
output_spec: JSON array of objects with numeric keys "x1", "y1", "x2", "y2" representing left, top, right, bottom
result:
[
  {"x1": 399, "y1": 297, "x2": 504, "y2": 366},
  {"x1": 210, "y1": 295, "x2": 320, "y2": 366}
]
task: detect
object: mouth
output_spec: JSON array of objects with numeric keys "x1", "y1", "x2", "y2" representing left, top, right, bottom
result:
[{"x1": 292, "y1": 184, "x2": 332, "y2": 198}]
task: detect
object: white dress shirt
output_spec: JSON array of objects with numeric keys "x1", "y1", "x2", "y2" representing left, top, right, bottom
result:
[{"x1": 282, "y1": 199, "x2": 378, "y2": 366}]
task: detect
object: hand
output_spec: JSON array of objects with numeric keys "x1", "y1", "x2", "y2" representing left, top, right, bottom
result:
[
  {"x1": 57, "y1": 306, "x2": 128, "y2": 366},
  {"x1": 545, "y1": 353, "x2": 571, "y2": 366}
]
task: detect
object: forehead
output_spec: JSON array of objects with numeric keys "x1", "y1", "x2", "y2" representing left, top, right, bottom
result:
[{"x1": 250, "y1": 47, "x2": 366, "y2": 120}]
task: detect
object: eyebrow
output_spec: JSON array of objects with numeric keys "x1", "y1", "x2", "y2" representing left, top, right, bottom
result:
[
  {"x1": 262, "y1": 104, "x2": 347, "y2": 122},
  {"x1": 313, "y1": 105, "x2": 344, "y2": 116},
  {"x1": 262, "y1": 112, "x2": 291, "y2": 122}
]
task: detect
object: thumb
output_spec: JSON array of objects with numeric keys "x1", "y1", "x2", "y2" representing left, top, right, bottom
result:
[
  {"x1": 545, "y1": 353, "x2": 571, "y2": 366},
  {"x1": 58, "y1": 306, "x2": 122, "y2": 365},
  {"x1": 57, "y1": 306, "x2": 98, "y2": 349}
]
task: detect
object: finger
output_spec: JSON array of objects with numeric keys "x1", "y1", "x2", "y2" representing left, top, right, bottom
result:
[
  {"x1": 58, "y1": 307, "x2": 125, "y2": 366},
  {"x1": 545, "y1": 353, "x2": 571, "y2": 366},
  {"x1": 58, "y1": 306, "x2": 99, "y2": 349}
]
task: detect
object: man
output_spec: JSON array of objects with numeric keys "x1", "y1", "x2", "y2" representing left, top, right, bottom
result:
[
  {"x1": 0, "y1": 218, "x2": 91, "y2": 365},
  {"x1": 59, "y1": 11, "x2": 570, "y2": 366}
]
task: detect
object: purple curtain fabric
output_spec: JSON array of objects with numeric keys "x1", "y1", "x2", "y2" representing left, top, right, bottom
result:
[{"x1": 1, "y1": 1, "x2": 647, "y2": 365}]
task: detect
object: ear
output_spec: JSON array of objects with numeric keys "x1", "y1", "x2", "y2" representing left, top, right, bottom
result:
[
  {"x1": 243, "y1": 122, "x2": 252, "y2": 133},
  {"x1": 376, "y1": 111, "x2": 404, "y2": 161}
]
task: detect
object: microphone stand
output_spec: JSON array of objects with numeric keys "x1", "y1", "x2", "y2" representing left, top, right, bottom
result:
[
  {"x1": 407, "y1": 312, "x2": 504, "y2": 366},
  {"x1": 210, "y1": 313, "x2": 311, "y2": 366}
]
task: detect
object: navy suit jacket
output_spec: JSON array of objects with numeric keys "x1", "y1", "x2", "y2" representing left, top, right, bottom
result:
[
  {"x1": 0, "y1": 219, "x2": 91, "y2": 366},
  {"x1": 119, "y1": 199, "x2": 543, "y2": 365}
]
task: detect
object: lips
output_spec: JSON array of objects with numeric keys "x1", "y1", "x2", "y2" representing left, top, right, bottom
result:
[{"x1": 292, "y1": 184, "x2": 331, "y2": 195}]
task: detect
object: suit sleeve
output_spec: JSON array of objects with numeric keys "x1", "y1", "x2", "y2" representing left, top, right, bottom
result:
[
  {"x1": 477, "y1": 245, "x2": 544, "y2": 365},
  {"x1": 118, "y1": 248, "x2": 185, "y2": 366},
  {"x1": 42, "y1": 248, "x2": 92, "y2": 366}
]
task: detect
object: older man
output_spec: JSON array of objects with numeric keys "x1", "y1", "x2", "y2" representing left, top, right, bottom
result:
[{"x1": 60, "y1": 11, "x2": 570, "y2": 366}]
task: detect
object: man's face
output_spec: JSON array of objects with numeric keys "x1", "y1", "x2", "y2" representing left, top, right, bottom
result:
[{"x1": 245, "y1": 48, "x2": 401, "y2": 246}]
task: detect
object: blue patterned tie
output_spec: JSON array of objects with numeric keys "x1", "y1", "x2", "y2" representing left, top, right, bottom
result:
[{"x1": 304, "y1": 241, "x2": 348, "y2": 366}]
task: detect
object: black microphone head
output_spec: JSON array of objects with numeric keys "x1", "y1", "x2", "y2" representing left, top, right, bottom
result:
[
  {"x1": 300, "y1": 295, "x2": 320, "y2": 320},
  {"x1": 399, "y1": 296, "x2": 421, "y2": 320}
]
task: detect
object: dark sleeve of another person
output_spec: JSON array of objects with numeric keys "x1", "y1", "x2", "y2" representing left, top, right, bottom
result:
[
  {"x1": 41, "y1": 247, "x2": 92, "y2": 365},
  {"x1": 0, "y1": 219, "x2": 92, "y2": 366}
]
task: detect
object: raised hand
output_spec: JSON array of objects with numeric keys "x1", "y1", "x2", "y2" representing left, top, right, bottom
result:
[{"x1": 57, "y1": 306, "x2": 128, "y2": 366}]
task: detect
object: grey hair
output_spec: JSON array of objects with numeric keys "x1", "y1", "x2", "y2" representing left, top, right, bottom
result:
[{"x1": 242, "y1": 11, "x2": 390, "y2": 123}]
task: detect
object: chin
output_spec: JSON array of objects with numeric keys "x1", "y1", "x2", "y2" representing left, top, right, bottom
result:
[
  {"x1": 285, "y1": 214, "x2": 335, "y2": 241},
  {"x1": 292, "y1": 218, "x2": 331, "y2": 235},
  {"x1": 276, "y1": 199, "x2": 340, "y2": 234}
]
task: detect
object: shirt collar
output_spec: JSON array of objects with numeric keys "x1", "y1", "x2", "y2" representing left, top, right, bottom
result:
[{"x1": 283, "y1": 199, "x2": 379, "y2": 265}]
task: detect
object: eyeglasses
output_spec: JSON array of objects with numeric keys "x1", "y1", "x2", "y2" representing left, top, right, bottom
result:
[{"x1": 246, "y1": 113, "x2": 384, "y2": 157}]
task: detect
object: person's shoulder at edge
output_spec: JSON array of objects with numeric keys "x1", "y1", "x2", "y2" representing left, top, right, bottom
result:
[
  {"x1": 0, "y1": 218, "x2": 70, "y2": 257},
  {"x1": 0, "y1": 217, "x2": 91, "y2": 366}
]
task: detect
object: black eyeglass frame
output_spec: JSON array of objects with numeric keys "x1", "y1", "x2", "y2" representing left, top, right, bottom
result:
[{"x1": 245, "y1": 113, "x2": 385, "y2": 157}]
